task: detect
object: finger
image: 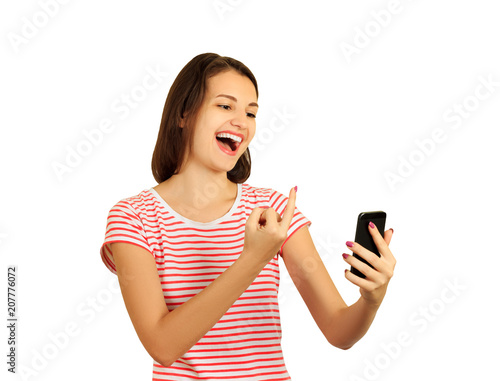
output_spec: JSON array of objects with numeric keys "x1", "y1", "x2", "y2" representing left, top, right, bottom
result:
[
  {"x1": 383, "y1": 228, "x2": 394, "y2": 246},
  {"x1": 368, "y1": 222, "x2": 391, "y2": 258},
  {"x1": 343, "y1": 253, "x2": 377, "y2": 279},
  {"x1": 280, "y1": 186, "x2": 297, "y2": 229},
  {"x1": 383, "y1": 229, "x2": 396, "y2": 263},
  {"x1": 247, "y1": 207, "x2": 266, "y2": 229},
  {"x1": 261, "y1": 208, "x2": 282, "y2": 224},
  {"x1": 346, "y1": 241, "x2": 380, "y2": 268},
  {"x1": 257, "y1": 207, "x2": 269, "y2": 226},
  {"x1": 260, "y1": 207, "x2": 280, "y2": 230},
  {"x1": 344, "y1": 268, "x2": 373, "y2": 289},
  {"x1": 276, "y1": 212, "x2": 283, "y2": 223}
]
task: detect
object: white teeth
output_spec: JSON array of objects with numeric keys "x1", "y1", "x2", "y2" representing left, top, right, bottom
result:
[{"x1": 216, "y1": 132, "x2": 242, "y2": 143}]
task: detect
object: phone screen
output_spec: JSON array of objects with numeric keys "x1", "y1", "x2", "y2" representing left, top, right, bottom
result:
[{"x1": 350, "y1": 211, "x2": 386, "y2": 278}]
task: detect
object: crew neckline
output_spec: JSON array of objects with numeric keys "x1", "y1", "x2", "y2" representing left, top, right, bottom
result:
[{"x1": 148, "y1": 183, "x2": 243, "y2": 227}]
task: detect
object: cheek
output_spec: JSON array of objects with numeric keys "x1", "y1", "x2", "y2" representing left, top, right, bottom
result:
[
  {"x1": 247, "y1": 124, "x2": 257, "y2": 143},
  {"x1": 192, "y1": 125, "x2": 214, "y2": 147}
]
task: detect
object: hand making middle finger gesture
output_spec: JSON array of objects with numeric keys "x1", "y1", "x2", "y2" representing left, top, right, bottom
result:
[{"x1": 241, "y1": 186, "x2": 297, "y2": 266}]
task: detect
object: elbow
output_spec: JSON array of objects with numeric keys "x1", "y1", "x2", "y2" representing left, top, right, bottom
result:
[
  {"x1": 331, "y1": 341, "x2": 354, "y2": 351},
  {"x1": 337, "y1": 344, "x2": 353, "y2": 351},
  {"x1": 144, "y1": 323, "x2": 181, "y2": 368},
  {"x1": 325, "y1": 324, "x2": 358, "y2": 350},
  {"x1": 148, "y1": 345, "x2": 176, "y2": 368},
  {"x1": 153, "y1": 352, "x2": 175, "y2": 368},
  {"x1": 159, "y1": 359, "x2": 175, "y2": 368},
  {"x1": 145, "y1": 332, "x2": 177, "y2": 367},
  {"x1": 327, "y1": 336, "x2": 354, "y2": 351}
]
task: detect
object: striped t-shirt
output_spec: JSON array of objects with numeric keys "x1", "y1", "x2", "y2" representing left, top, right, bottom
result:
[{"x1": 100, "y1": 183, "x2": 311, "y2": 380}]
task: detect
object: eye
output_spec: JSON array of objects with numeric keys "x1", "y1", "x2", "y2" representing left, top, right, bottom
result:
[
  {"x1": 246, "y1": 112, "x2": 256, "y2": 119},
  {"x1": 218, "y1": 104, "x2": 231, "y2": 110}
]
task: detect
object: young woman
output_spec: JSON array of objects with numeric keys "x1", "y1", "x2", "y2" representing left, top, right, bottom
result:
[{"x1": 100, "y1": 53, "x2": 396, "y2": 380}]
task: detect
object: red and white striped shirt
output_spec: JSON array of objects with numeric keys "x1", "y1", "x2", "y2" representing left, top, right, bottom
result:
[{"x1": 100, "y1": 183, "x2": 311, "y2": 380}]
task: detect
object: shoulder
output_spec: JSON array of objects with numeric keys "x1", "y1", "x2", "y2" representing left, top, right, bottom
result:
[
  {"x1": 242, "y1": 183, "x2": 273, "y2": 197},
  {"x1": 241, "y1": 183, "x2": 279, "y2": 202},
  {"x1": 107, "y1": 189, "x2": 158, "y2": 217},
  {"x1": 241, "y1": 183, "x2": 289, "y2": 209}
]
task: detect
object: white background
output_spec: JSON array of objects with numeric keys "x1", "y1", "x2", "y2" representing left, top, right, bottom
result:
[{"x1": 1, "y1": 0, "x2": 499, "y2": 380}]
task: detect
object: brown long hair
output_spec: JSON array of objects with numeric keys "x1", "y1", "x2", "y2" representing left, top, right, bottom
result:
[{"x1": 151, "y1": 53, "x2": 258, "y2": 184}]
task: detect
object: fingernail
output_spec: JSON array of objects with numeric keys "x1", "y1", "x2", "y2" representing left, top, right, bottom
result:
[
  {"x1": 342, "y1": 253, "x2": 349, "y2": 259},
  {"x1": 346, "y1": 241, "x2": 354, "y2": 247},
  {"x1": 390, "y1": 228, "x2": 394, "y2": 233},
  {"x1": 294, "y1": 185, "x2": 298, "y2": 193},
  {"x1": 369, "y1": 221, "x2": 375, "y2": 229}
]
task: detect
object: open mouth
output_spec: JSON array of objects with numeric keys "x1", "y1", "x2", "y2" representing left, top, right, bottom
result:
[{"x1": 215, "y1": 132, "x2": 243, "y2": 155}]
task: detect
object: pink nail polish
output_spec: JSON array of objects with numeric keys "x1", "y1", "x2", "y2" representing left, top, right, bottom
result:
[
  {"x1": 346, "y1": 241, "x2": 354, "y2": 247},
  {"x1": 369, "y1": 221, "x2": 375, "y2": 229},
  {"x1": 294, "y1": 186, "x2": 298, "y2": 193},
  {"x1": 342, "y1": 253, "x2": 349, "y2": 259}
]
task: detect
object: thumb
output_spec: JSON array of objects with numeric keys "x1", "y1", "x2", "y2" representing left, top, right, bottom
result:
[
  {"x1": 247, "y1": 207, "x2": 267, "y2": 229},
  {"x1": 384, "y1": 228, "x2": 394, "y2": 246}
]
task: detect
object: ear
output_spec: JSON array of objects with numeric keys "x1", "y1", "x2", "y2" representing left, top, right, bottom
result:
[{"x1": 179, "y1": 112, "x2": 188, "y2": 128}]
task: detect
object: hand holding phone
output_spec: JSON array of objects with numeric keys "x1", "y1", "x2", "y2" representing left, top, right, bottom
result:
[
  {"x1": 344, "y1": 211, "x2": 396, "y2": 307},
  {"x1": 350, "y1": 211, "x2": 386, "y2": 278}
]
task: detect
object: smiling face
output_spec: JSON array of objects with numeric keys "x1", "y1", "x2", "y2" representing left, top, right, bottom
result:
[{"x1": 181, "y1": 69, "x2": 258, "y2": 174}]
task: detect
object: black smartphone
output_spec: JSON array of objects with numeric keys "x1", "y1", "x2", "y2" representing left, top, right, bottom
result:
[{"x1": 350, "y1": 211, "x2": 386, "y2": 278}]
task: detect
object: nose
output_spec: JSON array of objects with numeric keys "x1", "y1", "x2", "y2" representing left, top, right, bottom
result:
[{"x1": 230, "y1": 110, "x2": 248, "y2": 129}]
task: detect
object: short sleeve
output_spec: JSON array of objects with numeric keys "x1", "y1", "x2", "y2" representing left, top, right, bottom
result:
[
  {"x1": 268, "y1": 189, "x2": 312, "y2": 256},
  {"x1": 99, "y1": 200, "x2": 153, "y2": 274}
]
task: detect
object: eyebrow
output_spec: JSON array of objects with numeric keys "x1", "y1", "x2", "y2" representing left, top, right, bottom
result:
[{"x1": 216, "y1": 94, "x2": 259, "y2": 108}]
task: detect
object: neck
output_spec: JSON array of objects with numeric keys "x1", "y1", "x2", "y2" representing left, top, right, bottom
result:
[{"x1": 160, "y1": 161, "x2": 237, "y2": 209}]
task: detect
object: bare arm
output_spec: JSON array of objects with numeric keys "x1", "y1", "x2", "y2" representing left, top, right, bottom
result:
[
  {"x1": 281, "y1": 225, "x2": 395, "y2": 349},
  {"x1": 113, "y1": 242, "x2": 267, "y2": 367},
  {"x1": 113, "y1": 187, "x2": 298, "y2": 367}
]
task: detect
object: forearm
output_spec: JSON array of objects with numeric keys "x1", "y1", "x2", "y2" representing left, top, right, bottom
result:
[
  {"x1": 328, "y1": 297, "x2": 381, "y2": 350},
  {"x1": 155, "y1": 253, "x2": 266, "y2": 366}
]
